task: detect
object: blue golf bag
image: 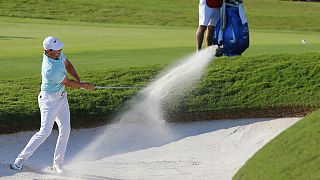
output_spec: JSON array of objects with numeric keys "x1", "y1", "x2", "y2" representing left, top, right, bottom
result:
[{"x1": 214, "y1": 0, "x2": 249, "y2": 56}]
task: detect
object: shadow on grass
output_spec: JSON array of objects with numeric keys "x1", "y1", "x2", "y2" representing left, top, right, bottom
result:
[{"x1": 0, "y1": 36, "x2": 35, "y2": 40}]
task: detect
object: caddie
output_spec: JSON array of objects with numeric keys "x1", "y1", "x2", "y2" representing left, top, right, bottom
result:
[
  {"x1": 196, "y1": 0, "x2": 223, "y2": 50},
  {"x1": 10, "y1": 36, "x2": 95, "y2": 174}
]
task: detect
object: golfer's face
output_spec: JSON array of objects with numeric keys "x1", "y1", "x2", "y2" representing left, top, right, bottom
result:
[{"x1": 48, "y1": 49, "x2": 62, "y2": 59}]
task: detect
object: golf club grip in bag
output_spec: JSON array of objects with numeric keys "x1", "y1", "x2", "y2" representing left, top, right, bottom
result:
[{"x1": 214, "y1": 0, "x2": 249, "y2": 56}]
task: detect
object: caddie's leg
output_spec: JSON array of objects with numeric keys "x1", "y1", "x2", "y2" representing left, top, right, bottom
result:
[
  {"x1": 196, "y1": 25, "x2": 207, "y2": 50},
  {"x1": 197, "y1": 0, "x2": 210, "y2": 51},
  {"x1": 53, "y1": 94, "x2": 70, "y2": 166},
  {"x1": 206, "y1": 25, "x2": 214, "y2": 47},
  {"x1": 14, "y1": 93, "x2": 56, "y2": 166}
]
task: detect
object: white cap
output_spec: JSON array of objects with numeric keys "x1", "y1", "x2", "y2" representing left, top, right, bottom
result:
[{"x1": 43, "y1": 36, "x2": 64, "y2": 50}]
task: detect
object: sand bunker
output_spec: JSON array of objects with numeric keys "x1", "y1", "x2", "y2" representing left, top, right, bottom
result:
[{"x1": 0, "y1": 117, "x2": 300, "y2": 179}]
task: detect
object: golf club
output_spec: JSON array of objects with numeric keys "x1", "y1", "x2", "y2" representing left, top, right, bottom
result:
[{"x1": 95, "y1": 86, "x2": 138, "y2": 89}]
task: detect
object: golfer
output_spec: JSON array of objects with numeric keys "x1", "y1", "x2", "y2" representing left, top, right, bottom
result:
[
  {"x1": 196, "y1": 0, "x2": 223, "y2": 50},
  {"x1": 10, "y1": 36, "x2": 95, "y2": 173}
]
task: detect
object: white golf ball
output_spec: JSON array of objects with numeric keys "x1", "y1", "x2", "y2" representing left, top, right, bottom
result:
[{"x1": 301, "y1": 39, "x2": 307, "y2": 44}]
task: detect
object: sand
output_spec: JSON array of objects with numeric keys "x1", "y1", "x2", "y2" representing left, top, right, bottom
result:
[{"x1": 0, "y1": 117, "x2": 300, "y2": 180}]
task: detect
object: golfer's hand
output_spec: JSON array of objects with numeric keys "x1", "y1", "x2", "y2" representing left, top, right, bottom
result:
[{"x1": 81, "y1": 82, "x2": 95, "y2": 90}]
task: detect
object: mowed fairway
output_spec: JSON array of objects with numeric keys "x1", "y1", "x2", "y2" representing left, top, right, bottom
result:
[
  {"x1": 1, "y1": 16, "x2": 320, "y2": 79},
  {"x1": 0, "y1": 17, "x2": 194, "y2": 79}
]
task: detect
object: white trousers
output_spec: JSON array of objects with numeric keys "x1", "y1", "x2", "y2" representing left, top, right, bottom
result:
[
  {"x1": 199, "y1": 0, "x2": 221, "y2": 26},
  {"x1": 14, "y1": 91, "x2": 70, "y2": 166}
]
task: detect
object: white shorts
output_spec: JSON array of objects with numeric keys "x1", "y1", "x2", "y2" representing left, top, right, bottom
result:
[{"x1": 199, "y1": 0, "x2": 221, "y2": 26}]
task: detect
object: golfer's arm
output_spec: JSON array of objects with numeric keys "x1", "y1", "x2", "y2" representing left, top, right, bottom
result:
[
  {"x1": 61, "y1": 77, "x2": 84, "y2": 89},
  {"x1": 65, "y1": 59, "x2": 80, "y2": 82},
  {"x1": 61, "y1": 77, "x2": 94, "y2": 90}
]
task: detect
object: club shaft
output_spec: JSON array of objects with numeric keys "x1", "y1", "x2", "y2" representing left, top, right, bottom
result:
[{"x1": 95, "y1": 86, "x2": 135, "y2": 89}]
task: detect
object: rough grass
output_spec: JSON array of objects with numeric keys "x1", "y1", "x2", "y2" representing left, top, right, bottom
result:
[
  {"x1": 186, "y1": 53, "x2": 320, "y2": 112},
  {"x1": 0, "y1": 0, "x2": 198, "y2": 27},
  {"x1": 2, "y1": 53, "x2": 320, "y2": 133},
  {"x1": 164, "y1": 53, "x2": 320, "y2": 121},
  {"x1": 0, "y1": 0, "x2": 320, "y2": 31},
  {"x1": 0, "y1": 65, "x2": 164, "y2": 133}
]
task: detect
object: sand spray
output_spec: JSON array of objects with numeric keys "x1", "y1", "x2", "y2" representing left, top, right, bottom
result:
[{"x1": 70, "y1": 46, "x2": 217, "y2": 163}]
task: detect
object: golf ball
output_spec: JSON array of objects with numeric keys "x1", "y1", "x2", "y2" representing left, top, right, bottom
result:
[{"x1": 301, "y1": 39, "x2": 307, "y2": 44}]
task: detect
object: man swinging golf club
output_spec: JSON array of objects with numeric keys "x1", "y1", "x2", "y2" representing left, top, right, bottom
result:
[{"x1": 10, "y1": 36, "x2": 95, "y2": 174}]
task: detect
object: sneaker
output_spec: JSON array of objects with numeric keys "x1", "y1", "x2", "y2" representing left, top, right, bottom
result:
[
  {"x1": 53, "y1": 164, "x2": 64, "y2": 174},
  {"x1": 10, "y1": 163, "x2": 22, "y2": 170}
]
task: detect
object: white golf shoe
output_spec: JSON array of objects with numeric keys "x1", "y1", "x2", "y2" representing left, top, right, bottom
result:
[
  {"x1": 10, "y1": 163, "x2": 22, "y2": 170},
  {"x1": 53, "y1": 164, "x2": 64, "y2": 174}
]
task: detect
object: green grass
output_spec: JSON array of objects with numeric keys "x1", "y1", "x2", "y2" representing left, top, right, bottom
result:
[
  {"x1": 1, "y1": 17, "x2": 319, "y2": 79},
  {"x1": 245, "y1": 0, "x2": 320, "y2": 31},
  {"x1": 0, "y1": 0, "x2": 198, "y2": 27},
  {"x1": 233, "y1": 109, "x2": 320, "y2": 179},
  {"x1": 0, "y1": 17, "x2": 194, "y2": 79},
  {"x1": 181, "y1": 53, "x2": 320, "y2": 113},
  {"x1": 0, "y1": 65, "x2": 164, "y2": 133},
  {"x1": 1, "y1": 0, "x2": 320, "y2": 31},
  {"x1": 1, "y1": 53, "x2": 320, "y2": 133}
]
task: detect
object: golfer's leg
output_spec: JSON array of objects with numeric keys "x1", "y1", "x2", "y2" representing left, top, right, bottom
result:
[
  {"x1": 14, "y1": 95, "x2": 55, "y2": 166},
  {"x1": 53, "y1": 97, "x2": 70, "y2": 166}
]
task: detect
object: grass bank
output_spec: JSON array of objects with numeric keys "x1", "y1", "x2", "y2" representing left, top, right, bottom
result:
[
  {"x1": 0, "y1": 66, "x2": 163, "y2": 133},
  {"x1": 166, "y1": 53, "x2": 320, "y2": 121},
  {"x1": 1, "y1": 53, "x2": 320, "y2": 133}
]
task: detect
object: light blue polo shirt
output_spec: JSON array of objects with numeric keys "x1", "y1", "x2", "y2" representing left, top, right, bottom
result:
[{"x1": 40, "y1": 52, "x2": 67, "y2": 93}]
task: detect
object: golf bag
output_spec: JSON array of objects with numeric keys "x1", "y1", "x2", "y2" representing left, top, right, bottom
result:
[{"x1": 214, "y1": 0, "x2": 249, "y2": 56}]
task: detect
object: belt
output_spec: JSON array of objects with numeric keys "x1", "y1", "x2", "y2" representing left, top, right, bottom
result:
[{"x1": 40, "y1": 91, "x2": 66, "y2": 97}]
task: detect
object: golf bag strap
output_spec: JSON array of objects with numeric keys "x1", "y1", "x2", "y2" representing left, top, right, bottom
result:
[
  {"x1": 217, "y1": 0, "x2": 226, "y2": 44},
  {"x1": 239, "y1": 3, "x2": 247, "y2": 25}
]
